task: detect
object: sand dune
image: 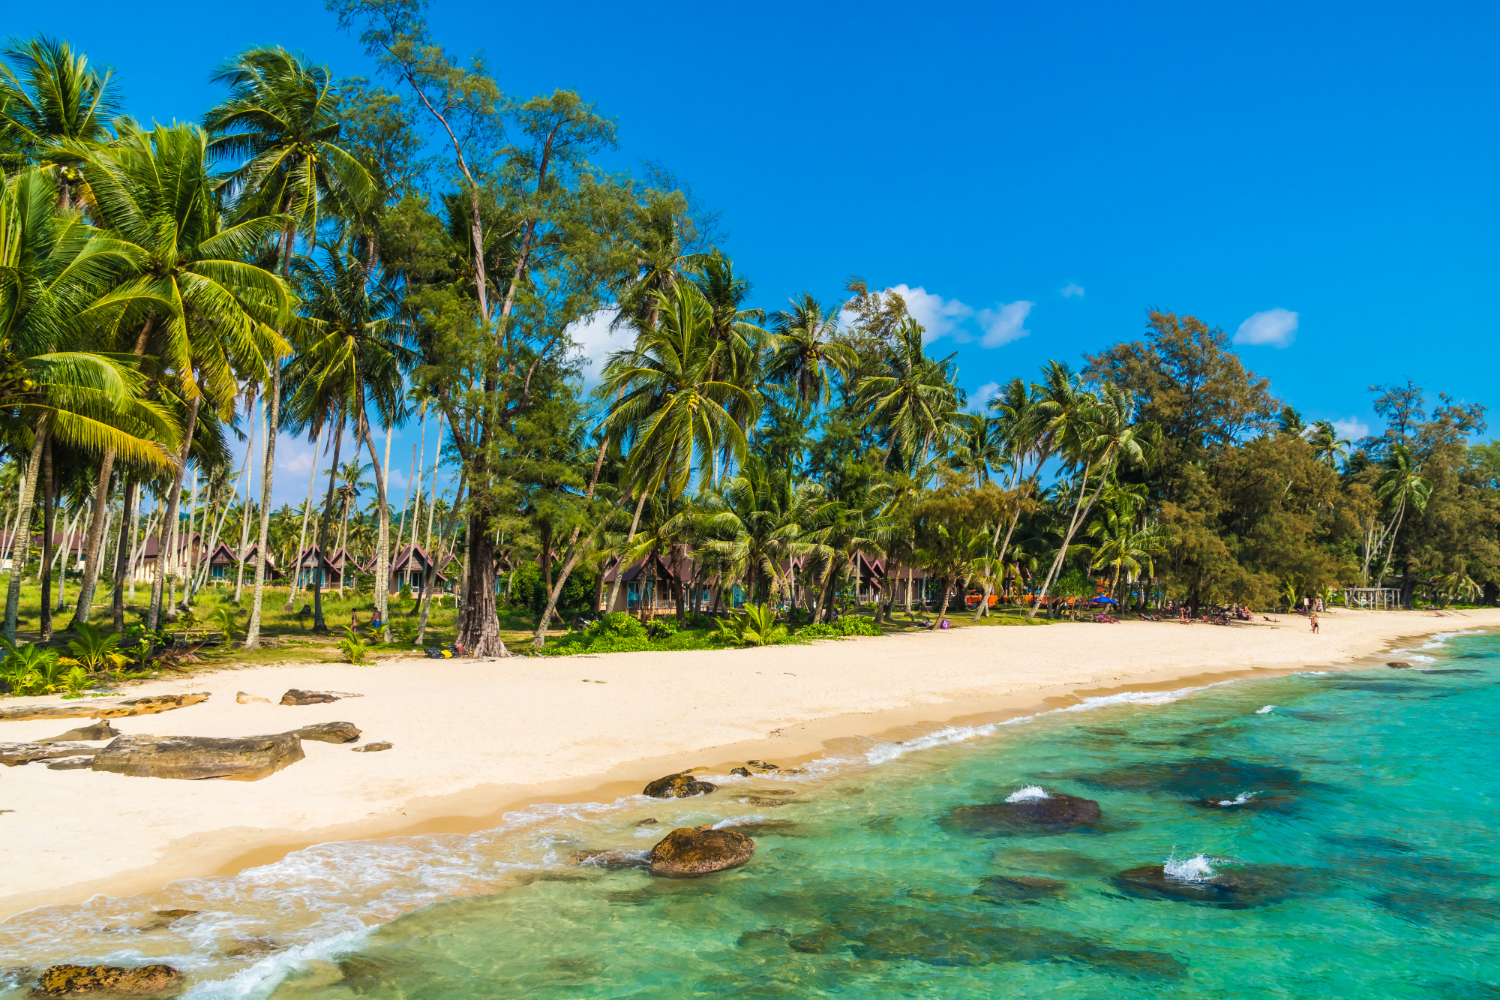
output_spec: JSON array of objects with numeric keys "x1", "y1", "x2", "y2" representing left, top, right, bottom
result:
[{"x1": 1, "y1": 607, "x2": 1495, "y2": 920}]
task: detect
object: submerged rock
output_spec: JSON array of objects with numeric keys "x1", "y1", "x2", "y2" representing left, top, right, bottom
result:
[
  {"x1": 289, "y1": 721, "x2": 361, "y2": 744},
  {"x1": 1076, "y1": 758, "x2": 1303, "y2": 800},
  {"x1": 34, "y1": 963, "x2": 181, "y2": 996},
  {"x1": 744, "y1": 760, "x2": 780, "y2": 772},
  {"x1": 135, "y1": 909, "x2": 199, "y2": 931},
  {"x1": 647, "y1": 825, "x2": 755, "y2": 876},
  {"x1": 722, "y1": 818, "x2": 802, "y2": 838},
  {"x1": 1190, "y1": 792, "x2": 1296, "y2": 814},
  {"x1": 568, "y1": 849, "x2": 646, "y2": 870},
  {"x1": 1387, "y1": 661, "x2": 1413, "y2": 669},
  {"x1": 91, "y1": 733, "x2": 304, "y2": 781},
  {"x1": 643, "y1": 772, "x2": 716, "y2": 798},
  {"x1": 973, "y1": 874, "x2": 1068, "y2": 904},
  {"x1": 729, "y1": 766, "x2": 752, "y2": 777},
  {"x1": 942, "y1": 792, "x2": 1102, "y2": 836},
  {"x1": 1112, "y1": 863, "x2": 1305, "y2": 908}
]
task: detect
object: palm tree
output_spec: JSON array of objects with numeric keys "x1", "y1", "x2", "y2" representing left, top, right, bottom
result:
[
  {"x1": 1026, "y1": 380, "x2": 1144, "y2": 618},
  {"x1": 857, "y1": 318, "x2": 961, "y2": 470},
  {"x1": 700, "y1": 459, "x2": 829, "y2": 609},
  {"x1": 610, "y1": 195, "x2": 702, "y2": 332},
  {"x1": 1366, "y1": 442, "x2": 1432, "y2": 586},
  {"x1": 70, "y1": 122, "x2": 289, "y2": 631},
  {"x1": 765, "y1": 293, "x2": 853, "y2": 411},
  {"x1": 204, "y1": 45, "x2": 375, "y2": 649},
  {"x1": 0, "y1": 37, "x2": 118, "y2": 206},
  {"x1": 1084, "y1": 489, "x2": 1168, "y2": 602},
  {"x1": 0, "y1": 167, "x2": 177, "y2": 640},
  {"x1": 595, "y1": 281, "x2": 757, "y2": 623},
  {"x1": 1307, "y1": 420, "x2": 1350, "y2": 468}
]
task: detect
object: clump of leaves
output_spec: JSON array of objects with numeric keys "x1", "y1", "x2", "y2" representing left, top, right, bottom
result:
[
  {"x1": 337, "y1": 626, "x2": 374, "y2": 665},
  {"x1": 0, "y1": 639, "x2": 65, "y2": 695},
  {"x1": 66, "y1": 623, "x2": 128, "y2": 672},
  {"x1": 388, "y1": 620, "x2": 419, "y2": 646},
  {"x1": 795, "y1": 615, "x2": 882, "y2": 639},
  {"x1": 207, "y1": 606, "x2": 244, "y2": 643},
  {"x1": 713, "y1": 604, "x2": 787, "y2": 647}
]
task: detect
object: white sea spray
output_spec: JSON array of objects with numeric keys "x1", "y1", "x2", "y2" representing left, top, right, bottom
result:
[
  {"x1": 1006, "y1": 786, "x2": 1051, "y2": 803},
  {"x1": 1256, "y1": 705, "x2": 1275, "y2": 714},
  {"x1": 1164, "y1": 851, "x2": 1218, "y2": 882}
]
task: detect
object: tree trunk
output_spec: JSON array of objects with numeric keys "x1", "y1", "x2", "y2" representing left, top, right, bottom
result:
[
  {"x1": 457, "y1": 505, "x2": 508, "y2": 656},
  {"x1": 363, "y1": 417, "x2": 392, "y2": 641},
  {"x1": 149, "y1": 395, "x2": 201, "y2": 632},
  {"x1": 233, "y1": 396, "x2": 259, "y2": 603},
  {"x1": 531, "y1": 434, "x2": 612, "y2": 649},
  {"x1": 6, "y1": 417, "x2": 49, "y2": 642},
  {"x1": 110, "y1": 478, "x2": 137, "y2": 632},
  {"x1": 70, "y1": 447, "x2": 116, "y2": 628},
  {"x1": 606, "y1": 491, "x2": 649, "y2": 613},
  {"x1": 415, "y1": 423, "x2": 443, "y2": 645},
  {"x1": 312, "y1": 419, "x2": 344, "y2": 634},
  {"x1": 38, "y1": 441, "x2": 55, "y2": 642},
  {"x1": 282, "y1": 425, "x2": 324, "y2": 611},
  {"x1": 243, "y1": 364, "x2": 281, "y2": 650}
]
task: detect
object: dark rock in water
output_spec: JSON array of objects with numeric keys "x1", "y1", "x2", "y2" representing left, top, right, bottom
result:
[
  {"x1": 994, "y1": 848, "x2": 1116, "y2": 876},
  {"x1": 1321, "y1": 833, "x2": 1417, "y2": 853},
  {"x1": 1373, "y1": 889, "x2": 1500, "y2": 924},
  {"x1": 736, "y1": 928, "x2": 790, "y2": 951},
  {"x1": 135, "y1": 909, "x2": 199, "y2": 931},
  {"x1": 351, "y1": 741, "x2": 392, "y2": 752},
  {"x1": 1387, "y1": 661, "x2": 1413, "y2": 669},
  {"x1": 788, "y1": 928, "x2": 848, "y2": 954},
  {"x1": 973, "y1": 874, "x2": 1067, "y2": 904},
  {"x1": 740, "y1": 795, "x2": 795, "y2": 806},
  {"x1": 647, "y1": 825, "x2": 754, "y2": 876},
  {"x1": 827, "y1": 910, "x2": 1184, "y2": 978},
  {"x1": 0, "y1": 742, "x2": 99, "y2": 766},
  {"x1": 643, "y1": 771, "x2": 717, "y2": 798},
  {"x1": 943, "y1": 792, "x2": 1102, "y2": 836},
  {"x1": 280, "y1": 689, "x2": 346, "y2": 706},
  {"x1": 745, "y1": 759, "x2": 780, "y2": 772},
  {"x1": 1421, "y1": 668, "x2": 1480, "y2": 675},
  {"x1": 91, "y1": 733, "x2": 304, "y2": 781},
  {"x1": 722, "y1": 819, "x2": 802, "y2": 838},
  {"x1": 568, "y1": 848, "x2": 646, "y2": 870},
  {"x1": 288, "y1": 721, "x2": 361, "y2": 744},
  {"x1": 1112, "y1": 863, "x2": 1304, "y2": 908},
  {"x1": 729, "y1": 766, "x2": 752, "y2": 777},
  {"x1": 1190, "y1": 792, "x2": 1296, "y2": 814},
  {"x1": 37, "y1": 722, "x2": 120, "y2": 744},
  {"x1": 34, "y1": 963, "x2": 181, "y2": 995},
  {"x1": 1076, "y1": 758, "x2": 1302, "y2": 800}
]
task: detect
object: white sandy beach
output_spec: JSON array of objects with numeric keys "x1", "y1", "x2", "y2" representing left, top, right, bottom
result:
[{"x1": 1, "y1": 608, "x2": 1496, "y2": 920}]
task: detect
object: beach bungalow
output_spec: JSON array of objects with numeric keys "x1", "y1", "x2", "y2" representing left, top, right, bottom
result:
[
  {"x1": 289, "y1": 545, "x2": 344, "y2": 589},
  {"x1": 382, "y1": 543, "x2": 451, "y2": 595}
]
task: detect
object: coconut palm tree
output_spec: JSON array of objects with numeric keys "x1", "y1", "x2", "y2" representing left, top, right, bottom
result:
[
  {"x1": 0, "y1": 37, "x2": 118, "y2": 205},
  {"x1": 856, "y1": 318, "x2": 961, "y2": 470},
  {"x1": 0, "y1": 166, "x2": 177, "y2": 640},
  {"x1": 1307, "y1": 420, "x2": 1350, "y2": 468},
  {"x1": 1366, "y1": 442, "x2": 1432, "y2": 586},
  {"x1": 765, "y1": 292, "x2": 854, "y2": 411},
  {"x1": 204, "y1": 45, "x2": 375, "y2": 649}
]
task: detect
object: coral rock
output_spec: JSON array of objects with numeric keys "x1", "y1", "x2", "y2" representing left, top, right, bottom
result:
[
  {"x1": 648, "y1": 825, "x2": 755, "y2": 876},
  {"x1": 642, "y1": 772, "x2": 717, "y2": 798},
  {"x1": 34, "y1": 963, "x2": 181, "y2": 996}
]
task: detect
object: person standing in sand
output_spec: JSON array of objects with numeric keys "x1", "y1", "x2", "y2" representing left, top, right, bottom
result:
[{"x1": 1309, "y1": 613, "x2": 1319, "y2": 634}]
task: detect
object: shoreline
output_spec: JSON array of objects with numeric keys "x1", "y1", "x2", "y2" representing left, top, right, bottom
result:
[{"x1": 2, "y1": 608, "x2": 1496, "y2": 923}]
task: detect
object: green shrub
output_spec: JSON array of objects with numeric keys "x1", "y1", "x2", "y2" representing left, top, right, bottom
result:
[
  {"x1": 0, "y1": 640, "x2": 64, "y2": 695},
  {"x1": 337, "y1": 626, "x2": 374, "y2": 665},
  {"x1": 795, "y1": 615, "x2": 882, "y2": 639},
  {"x1": 594, "y1": 612, "x2": 647, "y2": 639}
]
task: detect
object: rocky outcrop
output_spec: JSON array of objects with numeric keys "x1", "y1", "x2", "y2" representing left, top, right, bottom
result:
[
  {"x1": 33, "y1": 964, "x2": 181, "y2": 996},
  {"x1": 643, "y1": 771, "x2": 716, "y2": 798},
  {"x1": 289, "y1": 721, "x2": 361, "y2": 744},
  {"x1": 943, "y1": 792, "x2": 1102, "y2": 836},
  {"x1": 0, "y1": 742, "x2": 99, "y2": 767},
  {"x1": 648, "y1": 825, "x2": 755, "y2": 876},
  {"x1": 568, "y1": 849, "x2": 646, "y2": 869},
  {"x1": 46, "y1": 756, "x2": 96, "y2": 770},
  {"x1": 236, "y1": 691, "x2": 270, "y2": 704},
  {"x1": 352, "y1": 741, "x2": 392, "y2": 752},
  {"x1": 1111, "y1": 863, "x2": 1304, "y2": 909},
  {"x1": 37, "y1": 723, "x2": 119, "y2": 743},
  {"x1": 280, "y1": 689, "x2": 344, "y2": 706},
  {"x1": 1387, "y1": 661, "x2": 1413, "y2": 669},
  {"x1": 91, "y1": 733, "x2": 304, "y2": 781},
  {"x1": 0, "y1": 692, "x2": 208, "y2": 723}
]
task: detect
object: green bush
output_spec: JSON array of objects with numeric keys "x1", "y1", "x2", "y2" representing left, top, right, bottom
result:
[
  {"x1": 595, "y1": 612, "x2": 647, "y2": 639},
  {"x1": 795, "y1": 615, "x2": 882, "y2": 639},
  {"x1": 337, "y1": 626, "x2": 374, "y2": 665}
]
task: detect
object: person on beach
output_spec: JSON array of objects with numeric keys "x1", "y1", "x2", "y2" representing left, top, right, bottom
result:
[
  {"x1": 1309, "y1": 613, "x2": 1319, "y2": 633},
  {"x1": 351, "y1": 610, "x2": 361, "y2": 629}
]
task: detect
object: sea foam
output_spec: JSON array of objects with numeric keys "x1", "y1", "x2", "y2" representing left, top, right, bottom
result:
[{"x1": 1006, "y1": 785, "x2": 1050, "y2": 803}]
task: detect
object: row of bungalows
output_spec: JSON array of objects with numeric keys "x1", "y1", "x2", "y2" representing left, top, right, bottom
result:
[
  {"x1": 598, "y1": 550, "x2": 943, "y2": 614},
  {"x1": 205, "y1": 541, "x2": 457, "y2": 595}
]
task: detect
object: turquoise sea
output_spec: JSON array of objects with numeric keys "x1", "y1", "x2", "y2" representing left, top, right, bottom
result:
[{"x1": 3, "y1": 628, "x2": 1498, "y2": 998}]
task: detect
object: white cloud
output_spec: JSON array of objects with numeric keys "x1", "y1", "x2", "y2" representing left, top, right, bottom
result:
[
  {"x1": 279, "y1": 446, "x2": 316, "y2": 476},
  {"x1": 976, "y1": 300, "x2": 1034, "y2": 348},
  {"x1": 970, "y1": 381, "x2": 1001, "y2": 413},
  {"x1": 566, "y1": 307, "x2": 623, "y2": 377},
  {"x1": 887, "y1": 284, "x2": 973, "y2": 342},
  {"x1": 1060, "y1": 283, "x2": 1085, "y2": 298},
  {"x1": 1234, "y1": 307, "x2": 1298, "y2": 348},
  {"x1": 1332, "y1": 417, "x2": 1369, "y2": 441}
]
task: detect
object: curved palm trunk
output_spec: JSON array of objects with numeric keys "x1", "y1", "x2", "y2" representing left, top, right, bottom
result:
[
  {"x1": 70, "y1": 453, "x2": 115, "y2": 628},
  {"x1": 605, "y1": 491, "x2": 649, "y2": 614},
  {"x1": 109, "y1": 478, "x2": 137, "y2": 632},
  {"x1": 1026, "y1": 456, "x2": 1109, "y2": 620},
  {"x1": 38, "y1": 442, "x2": 55, "y2": 642},
  {"x1": 362, "y1": 417, "x2": 392, "y2": 642},
  {"x1": 415, "y1": 424, "x2": 443, "y2": 645},
  {"x1": 4, "y1": 418, "x2": 48, "y2": 642},
  {"x1": 148, "y1": 396, "x2": 201, "y2": 632},
  {"x1": 232, "y1": 399, "x2": 258, "y2": 603},
  {"x1": 243, "y1": 363, "x2": 283, "y2": 649}
]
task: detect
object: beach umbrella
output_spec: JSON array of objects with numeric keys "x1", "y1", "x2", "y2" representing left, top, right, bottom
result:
[{"x1": 1094, "y1": 596, "x2": 1119, "y2": 604}]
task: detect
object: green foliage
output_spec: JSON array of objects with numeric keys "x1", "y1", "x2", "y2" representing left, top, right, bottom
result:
[
  {"x1": 388, "y1": 620, "x2": 419, "y2": 645},
  {"x1": 65, "y1": 623, "x2": 125, "y2": 672},
  {"x1": 336, "y1": 626, "x2": 373, "y2": 665},
  {"x1": 207, "y1": 606, "x2": 244, "y2": 642},
  {"x1": 1053, "y1": 569, "x2": 1094, "y2": 600},
  {"x1": 0, "y1": 639, "x2": 65, "y2": 695},
  {"x1": 63, "y1": 665, "x2": 89, "y2": 695},
  {"x1": 709, "y1": 603, "x2": 788, "y2": 647},
  {"x1": 795, "y1": 615, "x2": 883, "y2": 639}
]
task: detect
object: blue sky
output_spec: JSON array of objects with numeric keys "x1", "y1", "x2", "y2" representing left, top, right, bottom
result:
[{"x1": 12, "y1": 0, "x2": 1499, "y2": 504}]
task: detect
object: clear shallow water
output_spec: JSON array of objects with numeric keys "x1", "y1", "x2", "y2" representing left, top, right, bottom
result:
[{"x1": 4, "y1": 630, "x2": 1499, "y2": 998}]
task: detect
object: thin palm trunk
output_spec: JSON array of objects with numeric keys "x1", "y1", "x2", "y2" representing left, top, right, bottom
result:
[
  {"x1": 532, "y1": 433, "x2": 611, "y2": 648},
  {"x1": 312, "y1": 419, "x2": 344, "y2": 633},
  {"x1": 233, "y1": 397, "x2": 258, "y2": 602},
  {"x1": 1027, "y1": 455, "x2": 1111, "y2": 620},
  {"x1": 361, "y1": 416, "x2": 392, "y2": 640},
  {"x1": 110, "y1": 478, "x2": 137, "y2": 631},
  {"x1": 6, "y1": 416, "x2": 52, "y2": 642},
  {"x1": 56, "y1": 498, "x2": 86, "y2": 614},
  {"x1": 283, "y1": 425, "x2": 324, "y2": 611},
  {"x1": 149, "y1": 395, "x2": 201, "y2": 631},
  {"x1": 390, "y1": 442, "x2": 416, "y2": 596},
  {"x1": 416, "y1": 413, "x2": 445, "y2": 643},
  {"x1": 38, "y1": 443, "x2": 55, "y2": 641},
  {"x1": 606, "y1": 490, "x2": 649, "y2": 614}
]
